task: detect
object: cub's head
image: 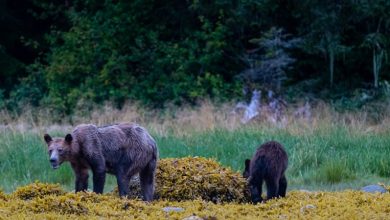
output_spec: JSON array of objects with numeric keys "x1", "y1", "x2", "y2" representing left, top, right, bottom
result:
[
  {"x1": 243, "y1": 159, "x2": 251, "y2": 179},
  {"x1": 43, "y1": 133, "x2": 73, "y2": 169}
]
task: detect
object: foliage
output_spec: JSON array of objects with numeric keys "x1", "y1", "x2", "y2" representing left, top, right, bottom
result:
[
  {"x1": 27, "y1": 1, "x2": 243, "y2": 112},
  {"x1": 316, "y1": 160, "x2": 355, "y2": 184},
  {"x1": 359, "y1": 0, "x2": 390, "y2": 88},
  {"x1": 1, "y1": 0, "x2": 390, "y2": 111},
  {"x1": 240, "y1": 27, "x2": 300, "y2": 91}
]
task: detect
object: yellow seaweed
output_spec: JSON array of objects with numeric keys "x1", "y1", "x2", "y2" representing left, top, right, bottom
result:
[
  {"x1": 1, "y1": 158, "x2": 389, "y2": 219},
  {"x1": 155, "y1": 157, "x2": 250, "y2": 202},
  {"x1": 111, "y1": 157, "x2": 250, "y2": 202},
  {"x1": 12, "y1": 181, "x2": 65, "y2": 200}
]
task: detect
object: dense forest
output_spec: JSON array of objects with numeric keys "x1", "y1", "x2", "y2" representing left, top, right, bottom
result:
[{"x1": 1, "y1": 0, "x2": 389, "y2": 114}]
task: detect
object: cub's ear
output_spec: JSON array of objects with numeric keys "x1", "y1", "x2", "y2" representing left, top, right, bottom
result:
[
  {"x1": 65, "y1": 134, "x2": 73, "y2": 144},
  {"x1": 44, "y1": 134, "x2": 52, "y2": 144},
  {"x1": 245, "y1": 159, "x2": 251, "y2": 169}
]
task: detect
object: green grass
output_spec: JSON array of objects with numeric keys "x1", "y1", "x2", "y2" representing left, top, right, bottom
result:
[{"x1": 1, "y1": 124, "x2": 390, "y2": 193}]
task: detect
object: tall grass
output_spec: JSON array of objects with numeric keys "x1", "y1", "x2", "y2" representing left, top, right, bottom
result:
[{"x1": 1, "y1": 101, "x2": 390, "y2": 192}]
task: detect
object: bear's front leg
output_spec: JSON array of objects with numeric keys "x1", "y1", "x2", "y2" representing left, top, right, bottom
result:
[
  {"x1": 75, "y1": 170, "x2": 89, "y2": 192},
  {"x1": 92, "y1": 167, "x2": 106, "y2": 193},
  {"x1": 249, "y1": 175, "x2": 263, "y2": 204},
  {"x1": 88, "y1": 158, "x2": 106, "y2": 194},
  {"x1": 71, "y1": 162, "x2": 89, "y2": 192}
]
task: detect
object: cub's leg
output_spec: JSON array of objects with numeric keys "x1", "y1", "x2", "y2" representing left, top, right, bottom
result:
[
  {"x1": 265, "y1": 177, "x2": 279, "y2": 200},
  {"x1": 278, "y1": 175, "x2": 287, "y2": 197},
  {"x1": 249, "y1": 175, "x2": 264, "y2": 204}
]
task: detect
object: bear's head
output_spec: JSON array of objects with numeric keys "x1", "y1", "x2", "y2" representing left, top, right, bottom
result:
[
  {"x1": 43, "y1": 133, "x2": 73, "y2": 169},
  {"x1": 243, "y1": 159, "x2": 251, "y2": 179}
]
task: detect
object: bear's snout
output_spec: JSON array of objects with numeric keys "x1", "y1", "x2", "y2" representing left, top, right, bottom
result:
[{"x1": 50, "y1": 158, "x2": 59, "y2": 169}]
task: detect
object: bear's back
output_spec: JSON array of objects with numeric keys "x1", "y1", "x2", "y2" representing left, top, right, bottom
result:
[
  {"x1": 72, "y1": 124, "x2": 99, "y2": 142},
  {"x1": 97, "y1": 125, "x2": 127, "y2": 151},
  {"x1": 255, "y1": 141, "x2": 287, "y2": 159},
  {"x1": 72, "y1": 123, "x2": 156, "y2": 161},
  {"x1": 251, "y1": 141, "x2": 288, "y2": 175},
  {"x1": 96, "y1": 123, "x2": 156, "y2": 152},
  {"x1": 118, "y1": 123, "x2": 155, "y2": 142},
  {"x1": 71, "y1": 124, "x2": 124, "y2": 154}
]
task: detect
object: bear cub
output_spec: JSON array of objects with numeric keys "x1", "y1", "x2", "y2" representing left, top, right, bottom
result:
[
  {"x1": 243, "y1": 141, "x2": 288, "y2": 204},
  {"x1": 44, "y1": 123, "x2": 158, "y2": 201}
]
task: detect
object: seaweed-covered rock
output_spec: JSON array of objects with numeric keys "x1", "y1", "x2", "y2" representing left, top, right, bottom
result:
[
  {"x1": 0, "y1": 189, "x2": 8, "y2": 201},
  {"x1": 112, "y1": 157, "x2": 250, "y2": 203},
  {"x1": 27, "y1": 195, "x2": 89, "y2": 215},
  {"x1": 12, "y1": 181, "x2": 65, "y2": 200},
  {"x1": 2, "y1": 184, "x2": 390, "y2": 219},
  {"x1": 156, "y1": 157, "x2": 249, "y2": 203}
]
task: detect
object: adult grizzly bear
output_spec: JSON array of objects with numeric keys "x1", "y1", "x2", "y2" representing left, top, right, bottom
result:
[
  {"x1": 243, "y1": 141, "x2": 288, "y2": 204},
  {"x1": 44, "y1": 123, "x2": 158, "y2": 201}
]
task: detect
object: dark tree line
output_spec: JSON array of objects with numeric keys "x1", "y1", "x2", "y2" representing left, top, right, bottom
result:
[{"x1": 0, "y1": 0, "x2": 389, "y2": 113}]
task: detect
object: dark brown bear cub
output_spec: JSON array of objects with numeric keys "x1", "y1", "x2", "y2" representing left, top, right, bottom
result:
[
  {"x1": 44, "y1": 123, "x2": 158, "y2": 201},
  {"x1": 243, "y1": 141, "x2": 288, "y2": 204}
]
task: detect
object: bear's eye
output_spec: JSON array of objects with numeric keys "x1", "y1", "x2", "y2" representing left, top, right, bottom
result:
[
  {"x1": 49, "y1": 150, "x2": 52, "y2": 155},
  {"x1": 58, "y1": 148, "x2": 63, "y2": 153}
]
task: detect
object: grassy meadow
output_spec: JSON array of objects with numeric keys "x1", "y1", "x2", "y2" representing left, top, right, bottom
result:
[{"x1": 1, "y1": 101, "x2": 390, "y2": 193}]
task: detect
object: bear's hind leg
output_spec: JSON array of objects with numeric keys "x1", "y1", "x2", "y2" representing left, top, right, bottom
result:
[
  {"x1": 278, "y1": 175, "x2": 287, "y2": 197},
  {"x1": 140, "y1": 159, "x2": 156, "y2": 202},
  {"x1": 116, "y1": 166, "x2": 132, "y2": 197},
  {"x1": 265, "y1": 177, "x2": 279, "y2": 201}
]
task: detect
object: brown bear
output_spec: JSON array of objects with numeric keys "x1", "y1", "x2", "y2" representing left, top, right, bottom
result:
[
  {"x1": 43, "y1": 123, "x2": 158, "y2": 201},
  {"x1": 243, "y1": 141, "x2": 288, "y2": 204}
]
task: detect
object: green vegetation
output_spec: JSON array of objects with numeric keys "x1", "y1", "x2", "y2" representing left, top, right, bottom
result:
[{"x1": 1, "y1": 103, "x2": 390, "y2": 192}]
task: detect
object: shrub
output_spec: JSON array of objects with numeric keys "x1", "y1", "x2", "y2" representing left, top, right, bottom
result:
[{"x1": 316, "y1": 160, "x2": 354, "y2": 183}]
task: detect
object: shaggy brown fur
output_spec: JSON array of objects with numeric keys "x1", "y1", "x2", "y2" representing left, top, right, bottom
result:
[
  {"x1": 44, "y1": 123, "x2": 158, "y2": 201},
  {"x1": 243, "y1": 141, "x2": 288, "y2": 204}
]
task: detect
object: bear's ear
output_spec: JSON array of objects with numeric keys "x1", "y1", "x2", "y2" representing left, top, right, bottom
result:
[
  {"x1": 65, "y1": 134, "x2": 73, "y2": 144},
  {"x1": 44, "y1": 134, "x2": 52, "y2": 144},
  {"x1": 244, "y1": 159, "x2": 251, "y2": 169}
]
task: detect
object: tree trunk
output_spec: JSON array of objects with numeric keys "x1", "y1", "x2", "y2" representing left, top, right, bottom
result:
[
  {"x1": 373, "y1": 48, "x2": 384, "y2": 89},
  {"x1": 329, "y1": 48, "x2": 334, "y2": 87},
  {"x1": 373, "y1": 49, "x2": 378, "y2": 88}
]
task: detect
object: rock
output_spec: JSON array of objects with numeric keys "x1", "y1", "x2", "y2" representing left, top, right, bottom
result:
[
  {"x1": 300, "y1": 204, "x2": 316, "y2": 213},
  {"x1": 182, "y1": 215, "x2": 204, "y2": 220},
  {"x1": 162, "y1": 206, "x2": 185, "y2": 212},
  {"x1": 361, "y1": 185, "x2": 387, "y2": 193}
]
